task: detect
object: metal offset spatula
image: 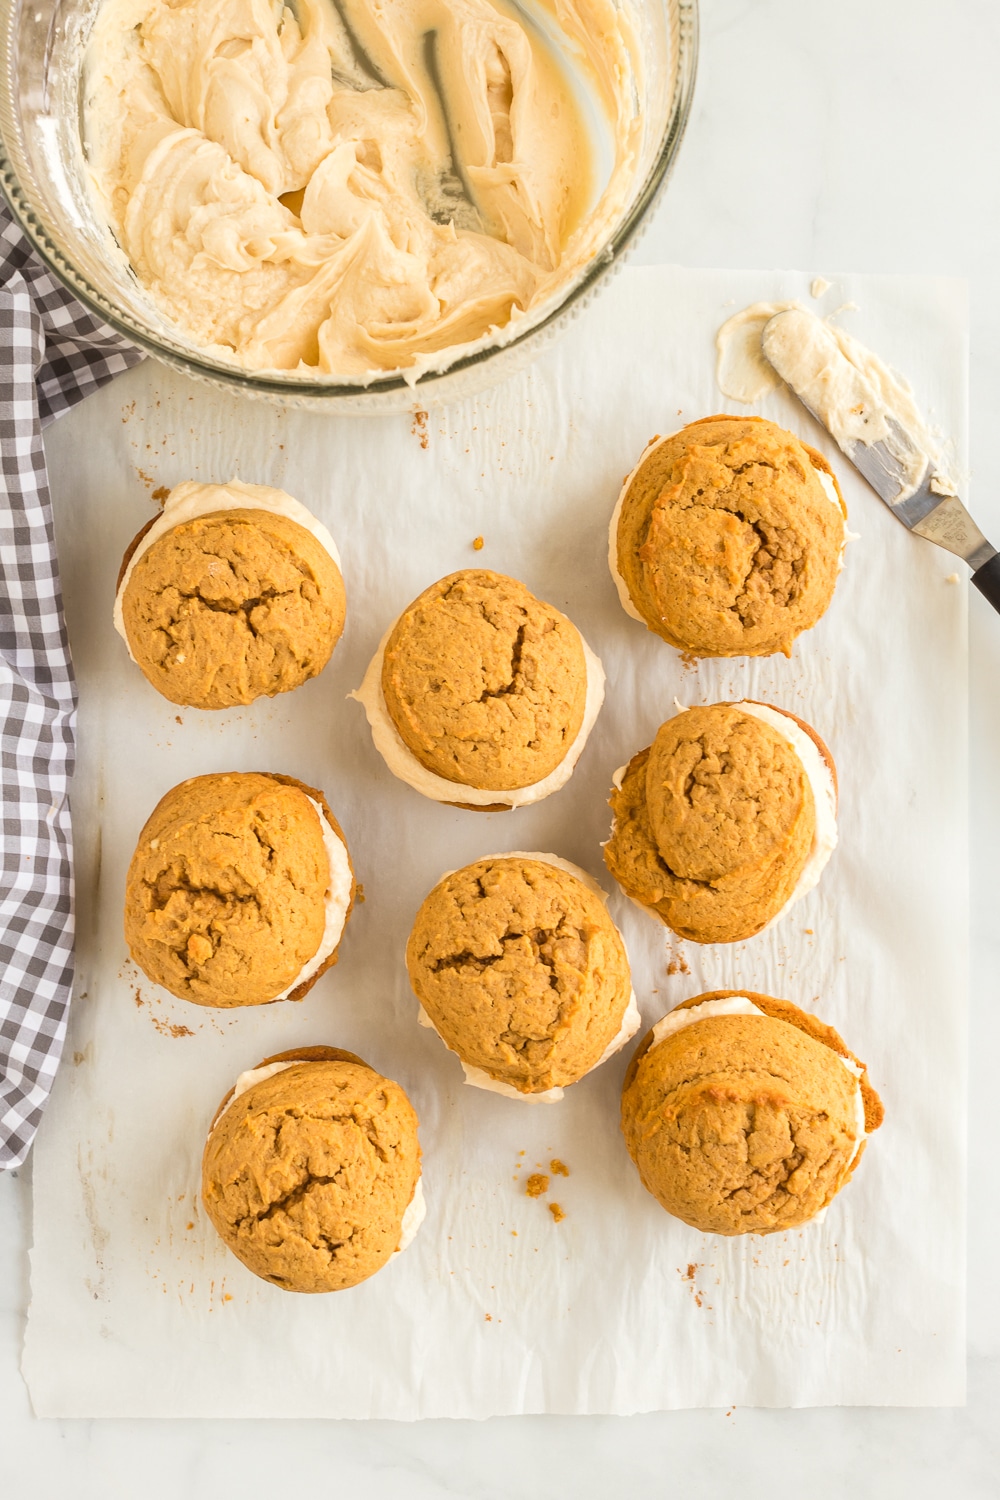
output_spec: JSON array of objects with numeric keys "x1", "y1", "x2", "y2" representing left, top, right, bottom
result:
[{"x1": 761, "y1": 309, "x2": 1000, "y2": 612}]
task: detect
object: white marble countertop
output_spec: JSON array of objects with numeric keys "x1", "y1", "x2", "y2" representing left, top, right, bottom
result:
[{"x1": 3, "y1": 0, "x2": 998, "y2": 1491}]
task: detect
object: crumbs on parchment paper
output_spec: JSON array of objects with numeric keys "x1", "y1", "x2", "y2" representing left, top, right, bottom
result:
[
  {"x1": 666, "y1": 940, "x2": 691, "y2": 976},
  {"x1": 151, "y1": 1015, "x2": 194, "y2": 1038},
  {"x1": 679, "y1": 1262, "x2": 712, "y2": 1310},
  {"x1": 525, "y1": 1173, "x2": 549, "y2": 1199},
  {"x1": 548, "y1": 1203, "x2": 565, "y2": 1223},
  {"x1": 133, "y1": 983, "x2": 194, "y2": 1037},
  {"x1": 550, "y1": 1158, "x2": 569, "y2": 1177},
  {"x1": 411, "y1": 409, "x2": 429, "y2": 449}
]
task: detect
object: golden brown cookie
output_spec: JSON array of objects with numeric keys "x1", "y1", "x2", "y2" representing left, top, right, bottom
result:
[
  {"x1": 381, "y1": 570, "x2": 588, "y2": 791},
  {"x1": 603, "y1": 702, "x2": 834, "y2": 943},
  {"x1": 407, "y1": 855, "x2": 634, "y2": 1094},
  {"x1": 124, "y1": 772, "x2": 354, "y2": 1007},
  {"x1": 118, "y1": 507, "x2": 346, "y2": 709},
  {"x1": 613, "y1": 415, "x2": 846, "y2": 657},
  {"x1": 621, "y1": 991, "x2": 883, "y2": 1235},
  {"x1": 202, "y1": 1046, "x2": 422, "y2": 1292}
]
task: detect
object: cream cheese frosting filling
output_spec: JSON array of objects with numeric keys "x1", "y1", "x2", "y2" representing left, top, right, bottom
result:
[
  {"x1": 273, "y1": 795, "x2": 353, "y2": 1001},
  {"x1": 715, "y1": 300, "x2": 804, "y2": 405},
  {"x1": 215, "y1": 1059, "x2": 425, "y2": 1255},
  {"x1": 647, "y1": 997, "x2": 867, "y2": 1207},
  {"x1": 607, "y1": 430, "x2": 845, "y2": 620},
  {"x1": 392, "y1": 1177, "x2": 427, "y2": 1256},
  {"x1": 417, "y1": 851, "x2": 640, "y2": 1100},
  {"x1": 82, "y1": 0, "x2": 643, "y2": 381},
  {"x1": 114, "y1": 479, "x2": 342, "y2": 662},
  {"x1": 735, "y1": 701, "x2": 838, "y2": 915},
  {"x1": 352, "y1": 626, "x2": 605, "y2": 807}
]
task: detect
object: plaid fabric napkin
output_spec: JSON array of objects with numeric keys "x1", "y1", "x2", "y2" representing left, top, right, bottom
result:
[{"x1": 1, "y1": 201, "x2": 142, "y2": 1170}]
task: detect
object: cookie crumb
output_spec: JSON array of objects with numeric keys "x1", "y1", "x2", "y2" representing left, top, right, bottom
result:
[
  {"x1": 152, "y1": 485, "x2": 170, "y2": 504},
  {"x1": 411, "y1": 409, "x2": 429, "y2": 449},
  {"x1": 150, "y1": 1015, "x2": 194, "y2": 1038},
  {"x1": 550, "y1": 1158, "x2": 569, "y2": 1177},
  {"x1": 186, "y1": 1221, "x2": 194, "y2": 1230},
  {"x1": 355, "y1": 882, "x2": 366, "y2": 904},
  {"x1": 548, "y1": 1202, "x2": 565, "y2": 1223},
  {"x1": 945, "y1": 572, "x2": 960, "y2": 583},
  {"x1": 525, "y1": 1174, "x2": 549, "y2": 1198},
  {"x1": 472, "y1": 535, "x2": 484, "y2": 551}
]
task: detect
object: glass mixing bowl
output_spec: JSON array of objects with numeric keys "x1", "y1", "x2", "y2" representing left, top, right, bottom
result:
[{"x1": 0, "y1": 0, "x2": 697, "y2": 412}]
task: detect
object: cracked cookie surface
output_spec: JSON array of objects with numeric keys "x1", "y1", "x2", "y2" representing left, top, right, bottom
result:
[
  {"x1": 202, "y1": 1048, "x2": 421, "y2": 1293},
  {"x1": 125, "y1": 771, "x2": 349, "y2": 1007},
  {"x1": 381, "y1": 570, "x2": 588, "y2": 790},
  {"x1": 603, "y1": 705, "x2": 816, "y2": 943},
  {"x1": 406, "y1": 856, "x2": 632, "y2": 1093},
  {"x1": 621, "y1": 990, "x2": 883, "y2": 1235},
  {"x1": 120, "y1": 507, "x2": 346, "y2": 709},
  {"x1": 615, "y1": 415, "x2": 845, "y2": 657}
]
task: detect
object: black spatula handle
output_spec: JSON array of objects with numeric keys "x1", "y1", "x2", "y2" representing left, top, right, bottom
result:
[{"x1": 972, "y1": 552, "x2": 1000, "y2": 613}]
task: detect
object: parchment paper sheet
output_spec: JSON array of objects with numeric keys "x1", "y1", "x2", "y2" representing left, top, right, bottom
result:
[{"x1": 22, "y1": 268, "x2": 968, "y2": 1416}]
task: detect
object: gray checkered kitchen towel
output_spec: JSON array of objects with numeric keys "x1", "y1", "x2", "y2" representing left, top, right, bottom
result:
[{"x1": 0, "y1": 200, "x2": 142, "y2": 1170}]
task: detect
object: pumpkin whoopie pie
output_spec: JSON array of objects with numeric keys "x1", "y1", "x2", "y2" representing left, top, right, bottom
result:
[
  {"x1": 621, "y1": 991, "x2": 883, "y2": 1235},
  {"x1": 604, "y1": 700, "x2": 837, "y2": 943},
  {"x1": 407, "y1": 852, "x2": 639, "y2": 1099},
  {"x1": 202, "y1": 1046, "x2": 424, "y2": 1292},
  {"x1": 124, "y1": 771, "x2": 354, "y2": 1007},
  {"x1": 609, "y1": 415, "x2": 846, "y2": 657},
  {"x1": 115, "y1": 479, "x2": 346, "y2": 709},
  {"x1": 353, "y1": 569, "x2": 605, "y2": 809}
]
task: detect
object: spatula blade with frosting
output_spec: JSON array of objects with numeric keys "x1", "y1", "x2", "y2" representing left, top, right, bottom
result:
[{"x1": 761, "y1": 307, "x2": 1000, "y2": 611}]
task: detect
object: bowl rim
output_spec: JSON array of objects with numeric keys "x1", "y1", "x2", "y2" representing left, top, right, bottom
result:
[{"x1": 0, "y1": 0, "x2": 698, "y2": 400}]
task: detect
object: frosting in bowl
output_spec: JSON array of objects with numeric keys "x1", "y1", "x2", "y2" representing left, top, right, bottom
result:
[{"x1": 83, "y1": 0, "x2": 642, "y2": 380}]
